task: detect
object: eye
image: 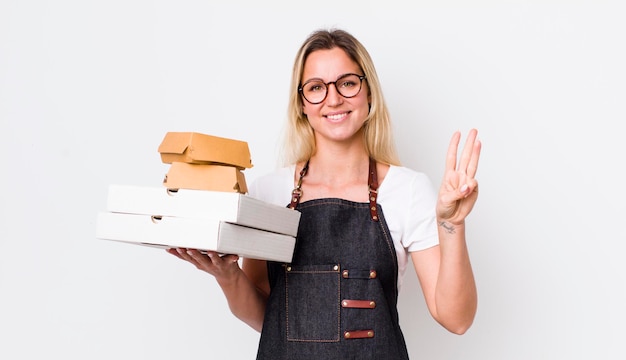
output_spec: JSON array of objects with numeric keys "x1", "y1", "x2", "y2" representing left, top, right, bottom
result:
[
  {"x1": 338, "y1": 75, "x2": 359, "y2": 89},
  {"x1": 304, "y1": 81, "x2": 324, "y2": 93},
  {"x1": 339, "y1": 79, "x2": 357, "y2": 89}
]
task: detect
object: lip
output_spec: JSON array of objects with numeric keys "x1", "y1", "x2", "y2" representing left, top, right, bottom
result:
[{"x1": 324, "y1": 111, "x2": 351, "y2": 122}]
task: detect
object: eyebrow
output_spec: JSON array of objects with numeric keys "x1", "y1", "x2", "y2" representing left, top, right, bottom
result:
[{"x1": 301, "y1": 72, "x2": 358, "y2": 84}]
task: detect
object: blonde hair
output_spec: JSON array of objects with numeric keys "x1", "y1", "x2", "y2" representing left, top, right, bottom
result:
[{"x1": 281, "y1": 28, "x2": 400, "y2": 166}]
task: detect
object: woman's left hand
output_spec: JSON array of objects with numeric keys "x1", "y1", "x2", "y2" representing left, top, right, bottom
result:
[{"x1": 437, "y1": 128, "x2": 481, "y2": 225}]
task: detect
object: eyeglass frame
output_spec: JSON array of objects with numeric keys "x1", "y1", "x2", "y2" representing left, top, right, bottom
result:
[{"x1": 298, "y1": 73, "x2": 367, "y2": 105}]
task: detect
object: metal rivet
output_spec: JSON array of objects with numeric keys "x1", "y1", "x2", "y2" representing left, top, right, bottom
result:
[
  {"x1": 286, "y1": 266, "x2": 291, "y2": 272},
  {"x1": 371, "y1": 206, "x2": 376, "y2": 211},
  {"x1": 369, "y1": 270, "x2": 377, "y2": 279},
  {"x1": 368, "y1": 331, "x2": 374, "y2": 337},
  {"x1": 344, "y1": 332, "x2": 351, "y2": 339},
  {"x1": 370, "y1": 196, "x2": 375, "y2": 201},
  {"x1": 333, "y1": 265, "x2": 339, "y2": 271},
  {"x1": 342, "y1": 270, "x2": 349, "y2": 278},
  {"x1": 342, "y1": 300, "x2": 348, "y2": 307},
  {"x1": 372, "y1": 215, "x2": 378, "y2": 220},
  {"x1": 370, "y1": 301, "x2": 376, "y2": 308}
]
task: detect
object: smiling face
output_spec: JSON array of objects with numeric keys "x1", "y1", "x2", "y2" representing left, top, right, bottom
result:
[{"x1": 301, "y1": 47, "x2": 370, "y2": 147}]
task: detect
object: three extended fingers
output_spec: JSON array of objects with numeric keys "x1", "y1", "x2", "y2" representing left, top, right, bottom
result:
[{"x1": 447, "y1": 129, "x2": 481, "y2": 179}]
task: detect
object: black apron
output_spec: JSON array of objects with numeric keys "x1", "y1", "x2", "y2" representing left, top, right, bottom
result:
[{"x1": 256, "y1": 159, "x2": 410, "y2": 359}]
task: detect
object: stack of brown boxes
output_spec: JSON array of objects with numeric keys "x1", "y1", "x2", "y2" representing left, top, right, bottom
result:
[{"x1": 158, "y1": 132, "x2": 253, "y2": 193}]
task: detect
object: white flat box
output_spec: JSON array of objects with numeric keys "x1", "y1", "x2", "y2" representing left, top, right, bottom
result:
[
  {"x1": 96, "y1": 212, "x2": 296, "y2": 263},
  {"x1": 106, "y1": 184, "x2": 300, "y2": 237}
]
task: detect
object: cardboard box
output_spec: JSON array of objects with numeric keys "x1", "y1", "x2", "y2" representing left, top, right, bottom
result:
[
  {"x1": 105, "y1": 184, "x2": 301, "y2": 237},
  {"x1": 163, "y1": 162, "x2": 248, "y2": 193},
  {"x1": 158, "y1": 132, "x2": 253, "y2": 169},
  {"x1": 96, "y1": 212, "x2": 296, "y2": 263}
]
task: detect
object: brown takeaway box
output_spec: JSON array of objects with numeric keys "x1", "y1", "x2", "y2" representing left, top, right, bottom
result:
[
  {"x1": 158, "y1": 132, "x2": 253, "y2": 169},
  {"x1": 163, "y1": 162, "x2": 248, "y2": 193}
]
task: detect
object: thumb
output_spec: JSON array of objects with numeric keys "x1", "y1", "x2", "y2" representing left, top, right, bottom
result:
[{"x1": 221, "y1": 254, "x2": 240, "y2": 264}]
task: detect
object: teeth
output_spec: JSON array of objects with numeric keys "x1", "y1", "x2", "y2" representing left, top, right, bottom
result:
[{"x1": 327, "y1": 113, "x2": 346, "y2": 121}]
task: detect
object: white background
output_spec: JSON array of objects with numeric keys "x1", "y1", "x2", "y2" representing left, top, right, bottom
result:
[{"x1": 1, "y1": 1, "x2": 624, "y2": 359}]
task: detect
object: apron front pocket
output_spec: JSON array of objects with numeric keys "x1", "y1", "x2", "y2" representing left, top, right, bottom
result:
[{"x1": 285, "y1": 264, "x2": 341, "y2": 342}]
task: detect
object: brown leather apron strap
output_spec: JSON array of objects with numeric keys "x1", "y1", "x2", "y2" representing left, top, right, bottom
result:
[
  {"x1": 289, "y1": 160, "x2": 309, "y2": 209},
  {"x1": 368, "y1": 158, "x2": 379, "y2": 222}
]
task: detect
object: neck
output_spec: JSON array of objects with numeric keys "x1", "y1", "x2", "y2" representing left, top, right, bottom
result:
[
  {"x1": 313, "y1": 128, "x2": 368, "y2": 160},
  {"x1": 306, "y1": 146, "x2": 369, "y2": 187}
]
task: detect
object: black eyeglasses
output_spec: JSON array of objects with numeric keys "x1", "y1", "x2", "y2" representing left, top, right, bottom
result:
[{"x1": 299, "y1": 73, "x2": 367, "y2": 104}]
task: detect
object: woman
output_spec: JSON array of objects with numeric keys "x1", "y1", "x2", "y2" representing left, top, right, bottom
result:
[{"x1": 168, "y1": 28, "x2": 480, "y2": 359}]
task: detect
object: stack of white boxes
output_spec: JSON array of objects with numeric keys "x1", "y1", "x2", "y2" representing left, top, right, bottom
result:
[{"x1": 95, "y1": 132, "x2": 300, "y2": 263}]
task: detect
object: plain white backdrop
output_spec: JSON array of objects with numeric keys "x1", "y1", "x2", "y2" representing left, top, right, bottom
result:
[{"x1": 1, "y1": 1, "x2": 624, "y2": 359}]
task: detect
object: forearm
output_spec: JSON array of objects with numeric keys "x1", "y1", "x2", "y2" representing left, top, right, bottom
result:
[
  {"x1": 216, "y1": 270, "x2": 268, "y2": 332},
  {"x1": 434, "y1": 220, "x2": 477, "y2": 334}
]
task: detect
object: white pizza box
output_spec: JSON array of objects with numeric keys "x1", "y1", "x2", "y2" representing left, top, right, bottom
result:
[
  {"x1": 106, "y1": 184, "x2": 300, "y2": 237},
  {"x1": 96, "y1": 212, "x2": 296, "y2": 263}
]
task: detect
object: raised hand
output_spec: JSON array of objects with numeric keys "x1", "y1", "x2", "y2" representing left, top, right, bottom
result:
[{"x1": 436, "y1": 129, "x2": 481, "y2": 225}]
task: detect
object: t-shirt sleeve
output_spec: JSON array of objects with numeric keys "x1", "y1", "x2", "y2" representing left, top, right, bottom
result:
[
  {"x1": 402, "y1": 171, "x2": 439, "y2": 252},
  {"x1": 246, "y1": 166, "x2": 294, "y2": 207}
]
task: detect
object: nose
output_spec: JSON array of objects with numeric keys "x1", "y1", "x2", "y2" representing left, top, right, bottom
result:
[{"x1": 325, "y1": 83, "x2": 343, "y2": 106}]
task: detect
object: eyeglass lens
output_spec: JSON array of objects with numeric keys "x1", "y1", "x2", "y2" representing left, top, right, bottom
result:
[{"x1": 301, "y1": 74, "x2": 364, "y2": 104}]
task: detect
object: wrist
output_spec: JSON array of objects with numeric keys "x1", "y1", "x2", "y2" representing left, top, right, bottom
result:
[
  {"x1": 437, "y1": 219, "x2": 466, "y2": 235},
  {"x1": 215, "y1": 268, "x2": 244, "y2": 290}
]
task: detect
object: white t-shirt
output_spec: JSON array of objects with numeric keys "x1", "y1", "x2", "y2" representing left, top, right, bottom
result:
[{"x1": 247, "y1": 165, "x2": 439, "y2": 290}]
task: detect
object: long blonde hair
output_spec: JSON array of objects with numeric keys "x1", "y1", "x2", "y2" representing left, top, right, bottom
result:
[{"x1": 281, "y1": 28, "x2": 400, "y2": 166}]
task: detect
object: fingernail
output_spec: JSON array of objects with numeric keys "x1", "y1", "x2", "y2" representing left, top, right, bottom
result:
[
  {"x1": 460, "y1": 184, "x2": 469, "y2": 193},
  {"x1": 186, "y1": 250, "x2": 193, "y2": 256}
]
